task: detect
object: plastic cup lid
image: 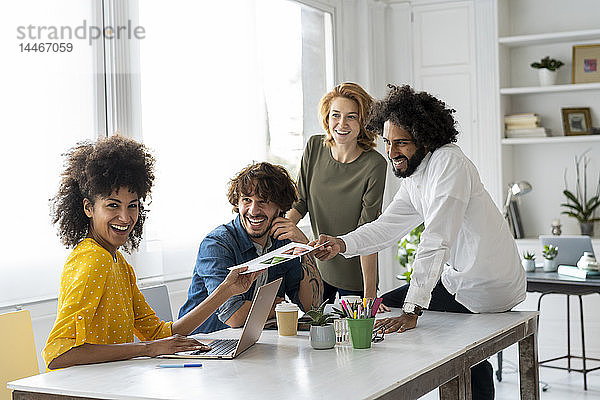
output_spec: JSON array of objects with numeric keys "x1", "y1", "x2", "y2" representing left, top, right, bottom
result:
[{"x1": 275, "y1": 302, "x2": 299, "y2": 312}]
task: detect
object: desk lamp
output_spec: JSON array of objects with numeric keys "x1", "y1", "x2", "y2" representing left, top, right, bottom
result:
[{"x1": 502, "y1": 181, "x2": 532, "y2": 219}]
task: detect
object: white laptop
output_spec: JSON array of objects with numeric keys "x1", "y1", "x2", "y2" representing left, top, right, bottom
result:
[
  {"x1": 160, "y1": 277, "x2": 282, "y2": 359},
  {"x1": 539, "y1": 235, "x2": 594, "y2": 267}
]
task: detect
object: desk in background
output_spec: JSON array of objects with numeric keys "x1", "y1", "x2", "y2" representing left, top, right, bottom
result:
[
  {"x1": 9, "y1": 310, "x2": 539, "y2": 400},
  {"x1": 526, "y1": 270, "x2": 600, "y2": 390}
]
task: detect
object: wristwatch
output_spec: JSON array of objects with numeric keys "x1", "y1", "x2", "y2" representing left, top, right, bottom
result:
[{"x1": 402, "y1": 303, "x2": 423, "y2": 316}]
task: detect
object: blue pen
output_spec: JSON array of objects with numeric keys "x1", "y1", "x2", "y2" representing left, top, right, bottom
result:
[{"x1": 157, "y1": 363, "x2": 203, "y2": 368}]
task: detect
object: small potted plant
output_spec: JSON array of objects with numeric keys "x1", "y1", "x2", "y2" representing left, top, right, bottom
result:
[
  {"x1": 306, "y1": 301, "x2": 336, "y2": 350},
  {"x1": 542, "y1": 245, "x2": 559, "y2": 272},
  {"x1": 522, "y1": 251, "x2": 536, "y2": 272},
  {"x1": 561, "y1": 151, "x2": 600, "y2": 236},
  {"x1": 530, "y1": 56, "x2": 564, "y2": 86}
]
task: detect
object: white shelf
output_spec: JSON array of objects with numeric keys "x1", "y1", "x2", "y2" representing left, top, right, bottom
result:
[
  {"x1": 500, "y1": 82, "x2": 600, "y2": 95},
  {"x1": 502, "y1": 135, "x2": 600, "y2": 145},
  {"x1": 499, "y1": 29, "x2": 600, "y2": 47}
]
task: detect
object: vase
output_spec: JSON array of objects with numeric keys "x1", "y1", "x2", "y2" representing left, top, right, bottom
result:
[
  {"x1": 543, "y1": 258, "x2": 557, "y2": 272},
  {"x1": 538, "y1": 69, "x2": 557, "y2": 86},
  {"x1": 309, "y1": 324, "x2": 336, "y2": 350},
  {"x1": 522, "y1": 259, "x2": 536, "y2": 272},
  {"x1": 580, "y1": 222, "x2": 594, "y2": 236}
]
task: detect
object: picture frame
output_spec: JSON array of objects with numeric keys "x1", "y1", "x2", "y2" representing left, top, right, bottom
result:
[
  {"x1": 561, "y1": 107, "x2": 592, "y2": 136},
  {"x1": 572, "y1": 44, "x2": 600, "y2": 84}
]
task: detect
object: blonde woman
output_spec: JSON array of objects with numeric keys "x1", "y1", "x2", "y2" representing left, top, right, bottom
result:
[{"x1": 283, "y1": 83, "x2": 387, "y2": 303}]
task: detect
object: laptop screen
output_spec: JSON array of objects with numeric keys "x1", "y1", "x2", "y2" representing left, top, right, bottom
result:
[{"x1": 539, "y1": 235, "x2": 594, "y2": 266}]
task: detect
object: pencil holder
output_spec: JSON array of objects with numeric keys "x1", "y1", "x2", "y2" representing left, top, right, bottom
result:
[{"x1": 347, "y1": 318, "x2": 375, "y2": 349}]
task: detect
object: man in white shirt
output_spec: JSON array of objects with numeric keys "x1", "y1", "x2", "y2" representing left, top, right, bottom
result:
[{"x1": 313, "y1": 84, "x2": 526, "y2": 400}]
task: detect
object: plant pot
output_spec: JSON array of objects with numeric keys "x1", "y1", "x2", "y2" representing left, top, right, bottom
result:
[
  {"x1": 309, "y1": 324, "x2": 336, "y2": 350},
  {"x1": 522, "y1": 259, "x2": 536, "y2": 272},
  {"x1": 580, "y1": 221, "x2": 594, "y2": 236},
  {"x1": 347, "y1": 318, "x2": 375, "y2": 349},
  {"x1": 543, "y1": 258, "x2": 557, "y2": 272},
  {"x1": 537, "y1": 69, "x2": 557, "y2": 86}
]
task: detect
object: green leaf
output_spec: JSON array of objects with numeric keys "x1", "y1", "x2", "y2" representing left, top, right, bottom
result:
[
  {"x1": 560, "y1": 203, "x2": 583, "y2": 212},
  {"x1": 561, "y1": 211, "x2": 584, "y2": 222},
  {"x1": 305, "y1": 310, "x2": 321, "y2": 320},
  {"x1": 585, "y1": 196, "x2": 600, "y2": 212},
  {"x1": 563, "y1": 190, "x2": 581, "y2": 207},
  {"x1": 523, "y1": 251, "x2": 535, "y2": 260}
]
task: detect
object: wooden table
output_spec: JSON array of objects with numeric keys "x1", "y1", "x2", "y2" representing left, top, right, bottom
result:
[
  {"x1": 526, "y1": 270, "x2": 600, "y2": 390},
  {"x1": 8, "y1": 310, "x2": 539, "y2": 400}
]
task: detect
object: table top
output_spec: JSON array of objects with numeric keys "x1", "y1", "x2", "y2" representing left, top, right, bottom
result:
[
  {"x1": 526, "y1": 270, "x2": 600, "y2": 287},
  {"x1": 9, "y1": 310, "x2": 537, "y2": 400}
]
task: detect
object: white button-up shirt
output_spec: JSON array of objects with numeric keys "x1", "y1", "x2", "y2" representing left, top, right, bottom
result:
[{"x1": 341, "y1": 144, "x2": 526, "y2": 313}]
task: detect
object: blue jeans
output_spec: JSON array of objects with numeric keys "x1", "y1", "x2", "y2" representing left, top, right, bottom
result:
[{"x1": 382, "y1": 280, "x2": 495, "y2": 400}]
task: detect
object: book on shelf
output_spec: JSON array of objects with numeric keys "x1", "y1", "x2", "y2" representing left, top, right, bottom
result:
[
  {"x1": 507, "y1": 200, "x2": 524, "y2": 239},
  {"x1": 504, "y1": 113, "x2": 540, "y2": 125},
  {"x1": 505, "y1": 127, "x2": 549, "y2": 138},
  {"x1": 557, "y1": 265, "x2": 600, "y2": 279},
  {"x1": 506, "y1": 122, "x2": 539, "y2": 130}
]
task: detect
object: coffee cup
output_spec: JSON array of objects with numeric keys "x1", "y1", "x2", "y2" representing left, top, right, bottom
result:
[{"x1": 275, "y1": 302, "x2": 299, "y2": 336}]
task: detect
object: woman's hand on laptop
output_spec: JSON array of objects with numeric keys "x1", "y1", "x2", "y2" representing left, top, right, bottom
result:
[{"x1": 145, "y1": 334, "x2": 211, "y2": 357}]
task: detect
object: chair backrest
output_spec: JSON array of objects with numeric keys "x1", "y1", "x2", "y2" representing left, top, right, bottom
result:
[
  {"x1": 0, "y1": 310, "x2": 39, "y2": 400},
  {"x1": 140, "y1": 284, "x2": 173, "y2": 322}
]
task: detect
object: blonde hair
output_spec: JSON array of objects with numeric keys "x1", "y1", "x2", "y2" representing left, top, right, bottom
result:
[{"x1": 319, "y1": 82, "x2": 376, "y2": 151}]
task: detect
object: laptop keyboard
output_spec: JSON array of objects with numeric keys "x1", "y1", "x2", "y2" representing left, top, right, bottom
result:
[{"x1": 191, "y1": 339, "x2": 238, "y2": 356}]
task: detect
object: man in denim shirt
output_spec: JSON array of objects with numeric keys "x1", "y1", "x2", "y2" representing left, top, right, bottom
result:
[{"x1": 179, "y1": 162, "x2": 323, "y2": 333}]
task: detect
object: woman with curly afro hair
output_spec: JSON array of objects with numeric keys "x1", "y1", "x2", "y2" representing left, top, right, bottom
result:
[
  {"x1": 43, "y1": 135, "x2": 262, "y2": 370},
  {"x1": 312, "y1": 85, "x2": 526, "y2": 400}
]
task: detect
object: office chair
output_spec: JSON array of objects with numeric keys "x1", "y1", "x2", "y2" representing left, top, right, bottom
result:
[
  {"x1": 0, "y1": 310, "x2": 39, "y2": 400},
  {"x1": 140, "y1": 284, "x2": 174, "y2": 322}
]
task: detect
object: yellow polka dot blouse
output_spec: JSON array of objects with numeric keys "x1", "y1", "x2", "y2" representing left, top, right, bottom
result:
[{"x1": 42, "y1": 238, "x2": 172, "y2": 368}]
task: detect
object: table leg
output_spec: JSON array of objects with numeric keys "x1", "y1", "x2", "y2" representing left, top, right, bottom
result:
[
  {"x1": 518, "y1": 331, "x2": 540, "y2": 400},
  {"x1": 578, "y1": 295, "x2": 588, "y2": 390},
  {"x1": 567, "y1": 295, "x2": 571, "y2": 372},
  {"x1": 439, "y1": 370, "x2": 470, "y2": 400},
  {"x1": 496, "y1": 351, "x2": 503, "y2": 381}
]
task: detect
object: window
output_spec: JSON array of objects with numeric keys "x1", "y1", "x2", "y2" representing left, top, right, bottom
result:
[
  {"x1": 0, "y1": 0, "x2": 99, "y2": 306},
  {"x1": 0, "y1": 0, "x2": 335, "y2": 306},
  {"x1": 138, "y1": 0, "x2": 334, "y2": 279}
]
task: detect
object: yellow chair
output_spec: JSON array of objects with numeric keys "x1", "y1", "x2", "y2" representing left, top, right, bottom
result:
[{"x1": 0, "y1": 310, "x2": 39, "y2": 400}]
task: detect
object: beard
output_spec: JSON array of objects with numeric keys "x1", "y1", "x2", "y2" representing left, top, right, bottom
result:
[
  {"x1": 241, "y1": 213, "x2": 275, "y2": 239},
  {"x1": 390, "y1": 146, "x2": 427, "y2": 178}
]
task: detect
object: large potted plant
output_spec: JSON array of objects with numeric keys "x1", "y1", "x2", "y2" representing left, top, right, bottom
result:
[
  {"x1": 306, "y1": 301, "x2": 335, "y2": 350},
  {"x1": 530, "y1": 56, "x2": 564, "y2": 86},
  {"x1": 561, "y1": 152, "x2": 600, "y2": 236}
]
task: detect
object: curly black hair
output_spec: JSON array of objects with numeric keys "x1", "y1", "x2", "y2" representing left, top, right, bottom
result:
[
  {"x1": 367, "y1": 84, "x2": 459, "y2": 151},
  {"x1": 50, "y1": 135, "x2": 155, "y2": 251},
  {"x1": 228, "y1": 162, "x2": 298, "y2": 214}
]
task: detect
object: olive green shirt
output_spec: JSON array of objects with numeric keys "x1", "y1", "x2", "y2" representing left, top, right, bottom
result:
[{"x1": 293, "y1": 134, "x2": 387, "y2": 291}]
